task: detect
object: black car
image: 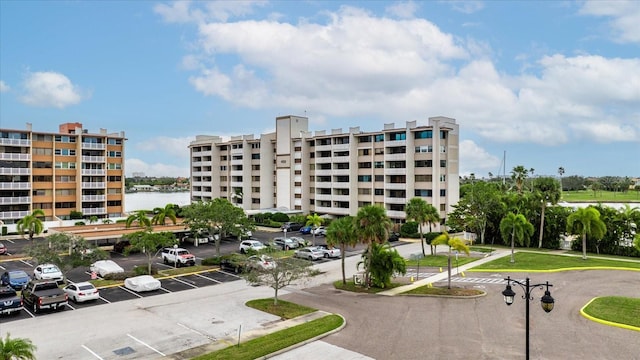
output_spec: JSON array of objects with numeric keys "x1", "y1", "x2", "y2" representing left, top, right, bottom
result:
[
  {"x1": 281, "y1": 222, "x2": 303, "y2": 231},
  {"x1": 388, "y1": 232, "x2": 400, "y2": 242}
]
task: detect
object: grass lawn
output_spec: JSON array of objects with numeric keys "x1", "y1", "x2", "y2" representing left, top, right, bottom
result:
[
  {"x1": 582, "y1": 296, "x2": 640, "y2": 328},
  {"x1": 405, "y1": 254, "x2": 478, "y2": 267},
  {"x1": 333, "y1": 280, "x2": 404, "y2": 293},
  {"x1": 192, "y1": 315, "x2": 343, "y2": 360},
  {"x1": 157, "y1": 265, "x2": 216, "y2": 276},
  {"x1": 403, "y1": 285, "x2": 484, "y2": 297},
  {"x1": 561, "y1": 190, "x2": 640, "y2": 202},
  {"x1": 471, "y1": 252, "x2": 640, "y2": 271},
  {"x1": 245, "y1": 298, "x2": 316, "y2": 319}
]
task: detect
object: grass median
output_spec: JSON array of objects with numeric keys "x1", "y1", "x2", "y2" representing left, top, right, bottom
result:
[
  {"x1": 470, "y1": 252, "x2": 640, "y2": 271},
  {"x1": 582, "y1": 296, "x2": 640, "y2": 329}
]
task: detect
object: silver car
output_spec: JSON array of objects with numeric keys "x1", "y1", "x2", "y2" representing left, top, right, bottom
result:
[{"x1": 294, "y1": 247, "x2": 324, "y2": 261}]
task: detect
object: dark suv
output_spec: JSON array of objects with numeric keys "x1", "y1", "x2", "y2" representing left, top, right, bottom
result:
[{"x1": 281, "y1": 222, "x2": 303, "y2": 231}]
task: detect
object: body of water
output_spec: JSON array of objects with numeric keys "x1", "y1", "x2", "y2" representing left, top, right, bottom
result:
[{"x1": 125, "y1": 192, "x2": 191, "y2": 213}]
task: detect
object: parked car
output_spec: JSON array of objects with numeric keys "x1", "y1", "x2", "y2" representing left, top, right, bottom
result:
[
  {"x1": 239, "y1": 240, "x2": 266, "y2": 254},
  {"x1": 124, "y1": 275, "x2": 161, "y2": 292},
  {"x1": 33, "y1": 264, "x2": 64, "y2": 284},
  {"x1": 388, "y1": 232, "x2": 400, "y2": 242},
  {"x1": 288, "y1": 236, "x2": 310, "y2": 248},
  {"x1": 247, "y1": 255, "x2": 276, "y2": 270},
  {"x1": 21, "y1": 279, "x2": 67, "y2": 314},
  {"x1": 281, "y1": 222, "x2": 303, "y2": 231},
  {"x1": 0, "y1": 242, "x2": 7, "y2": 255},
  {"x1": 161, "y1": 247, "x2": 196, "y2": 267},
  {"x1": 311, "y1": 227, "x2": 326, "y2": 236},
  {"x1": 90, "y1": 260, "x2": 125, "y2": 277},
  {"x1": 63, "y1": 282, "x2": 100, "y2": 303},
  {"x1": 294, "y1": 247, "x2": 324, "y2": 261},
  {"x1": 181, "y1": 231, "x2": 212, "y2": 246},
  {"x1": 315, "y1": 245, "x2": 341, "y2": 258},
  {"x1": 1, "y1": 270, "x2": 30, "y2": 290},
  {"x1": 299, "y1": 226, "x2": 313, "y2": 234},
  {"x1": 0, "y1": 286, "x2": 23, "y2": 316},
  {"x1": 272, "y1": 237, "x2": 299, "y2": 250}
]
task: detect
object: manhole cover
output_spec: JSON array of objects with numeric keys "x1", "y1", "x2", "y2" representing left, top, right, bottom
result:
[{"x1": 113, "y1": 347, "x2": 135, "y2": 356}]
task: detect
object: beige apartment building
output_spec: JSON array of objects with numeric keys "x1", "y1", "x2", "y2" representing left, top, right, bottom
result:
[
  {"x1": 0, "y1": 122, "x2": 127, "y2": 224},
  {"x1": 189, "y1": 115, "x2": 459, "y2": 224}
]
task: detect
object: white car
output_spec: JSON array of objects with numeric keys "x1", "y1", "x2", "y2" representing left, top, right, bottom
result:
[
  {"x1": 63, "y1": 282, "x2": 100, "y2": 303},
  {"x1": 288, "y1": 237, "x2": 309, "y2": 248},
  {"x1": 124, "y1": 275, "x2": 162, "y2": 292},
  {"x1": 311, "y1": 227, "x2": 326, "y2": 236},
  {"x1": 239, "y1": 240, "x2": 265, "y2": 254},
  {"x1": 247, "y1": 255, "x2": 276, "y2": 270},
  {"x1": 294, "y1": 247, "x2": 324, "y2": 261},
  {"x1": 90, "y1": 260, "x2": 125, "y2": 277},
  {"x1": 33, "y1": 264, "x2": 64, "y2": 283},
  {"x1": 315, "y1": 245, "x2": 341, "y2": 258}
]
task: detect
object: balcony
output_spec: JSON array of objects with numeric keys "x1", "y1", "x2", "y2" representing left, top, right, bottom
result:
[
  {"x1": 82, "y1": 195, "x2": 106, "y2": 202},
  {"x1": 332, "y1": 194, "x2": 350, "y2": 202},
  {"x1": 0, "y1": 153, "x2": 30, "y2": 161},
  {"x1": 384, "y1": 153, "x2": 406, "y2": 161},
  {"x1": 329, "y1": 207, "x2": 351, "y2": 215},
  {"x1": 386, "y1": 139, "x2": 406, "y2": 147},
  {"x1": 314, "y1": 156, "x2": 332, "y2": 164},
  {"x1": 82, "y1": 207, "x2": 107, "y2": 215},
  {"x1": 230, "y1": 159, "x2": 243, "y2": 165},
  {"x1": 81, "y1": 169, "x2": 106, "y2": 176},
  {"x1": 314, "y1": 144, "x2": 331, "y2": 152},
  {"x1": 314, "y1": 205, "x2": 333, "y2": 213},
  {"x1": 385, "y1": 183, "x2": 406, "y2": 190},
  {"x1": 0, "y1": 168, "x2": 30, "y2": 175},
  {"x1": 385, "y1": 197, "x2": 406, "y2": 204},
  {"x1": 82, "y1": 182, "x2": 105, "y2": 189},
  {"x1": 230, "y1": 181, "x2": 243, "y2": 188},
  {"x1": 331, "y1": 182, "x2": 350, "y2": 189},
  {"x1": 82, "y1": 155, "x2": 105, "y2": 163},
  {"x1": 0, "y1": 210, "x2": 30, "y2": 220},
  {"x1": 0, "y1": 182, "x2": 31, "y2": 190},
  {"x1": 81, "y1": 142, "x2": 106, "y2": 150},
  {"x1": 386, "y1": 210, "x2": 406, "y2": 219},
  {"x1": 332, "y1": 143, "x2": 350, "y2": 151},
  {"x1": 331, "y1": 168, "x2": 350, "y2": 176},
  {"x1": 0, "y1": 138, "x2": 30, "y2": 147},
  {"x1": 0, "y1": 196, "x2": 31, "y2": 205},
  {"x1": 384, "y1": 168, "x2": 406, "y2": 176},
  {"x1": 332, "y1": 155, "x2": 350, "y2": 163}
]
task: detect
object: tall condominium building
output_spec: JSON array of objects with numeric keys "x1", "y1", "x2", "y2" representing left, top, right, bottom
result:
[
  {"x1": 189, "y1": 115, "x2": 459, "y2": 224},
  {"x1": 0, "y1": 122, "x2": 127, "y2": 223}
]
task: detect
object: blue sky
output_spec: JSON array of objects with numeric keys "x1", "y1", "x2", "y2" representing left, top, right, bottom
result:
[{"x1": 1, "y1": 1, "x2": 638, "y2": 179}]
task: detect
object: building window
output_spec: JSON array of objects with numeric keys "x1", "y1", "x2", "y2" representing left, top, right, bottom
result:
[
  {"x1": 252, "y1": 153, "x2": 260, "y2": 159},
  {"x1": 295, "y1": 170, "x2": 302, "y2": 175},
  {"x1": 107, "y1": 138, "x2": 122, "y2": 145},
  {"x1": 374, "y1": 175, "x2": 384, "y2": 182},
  {"x1": 440, "y1": 130, "x2": 447, "y2": 139},
  {"x1": 220, "y1": 176, "x2": 227, "y2": 182},
  {"x1": 107, "y1": 151, "x2": 122, "y2": 157},
  {"x1": 415, "y1": 189, "x2": 433, "y2": 197},
  {"x1": 55, "y1": 135, "x2": 76, "y2": 143},
  {"x1": 358, "y1": 135, "x2": 372, "y2": 143},
  {"x1": 252, "y1": 165, "x2": 260, "y2": 170},
  {"x1": 358, "y1": 175, "x2": 372, "y2": 182},
  {"x1": 55, "y1": 149, "x2": 76, "y2": 156},
  {"x1": 415, "y1": 160, "x2": 432, "y2": 168},
  {"x1": 389, "y1": 132, "x2": 406, "y2": 141},
  {"x1": 374, "y1": 148, "x2": 384, "y2": 155},
  {"x1": 415, "y1": 174, "x2": 433, "y2": 182},
  {"x1": 374, "y1": 161, "x2": 384, "y2": 168},
  {"x1": 387, "y1": 161, "x2": 406, "y2": 169},
  {"x1": 358, "y1": 188, "x2": 371, "y2": 195},
  {"x1": 358, "y1": 149, "x2": 370, "y2": 156},
  {"x1": 358, "y1": 201, "x2": 372, "y2": 207},
  {"x1": 294, "y1": 158, "x2": 301, "y2": 163},
  {"x1": 221, "y1": 155, "x2": 227, "y2": 161},
  {"x1": 415, "y1": 146, "x2": 432, "y2": 153},
  {"x1": 440, "y1": 160, "x2": 447, "y2": 168},
  {"x1": 55, "y1": 162, "x2": 76, "y2": 169},
  {"x1": 374, "y1": 189, "x2": 384, "y2": 196},
  {"x1": 252, "y1": 143, "x2": 261, "y2": 149},
  {"x1": 358, "y1": 162, "x2": 372, "y2": 169},
  {"x1": 294, "y1": 194, "x2": 301, "y2": 198},
  {"x1": 440, "y1": 189, "x2": 446, "y2": 196},
  {"x1": 440, "y1": 175, "x2": 446, "y2": 182},
  {"x1": 252, "y1": 198, "x2": 260, "y2": 204},
  {"x1": 415, "y1": 130, "x2": 433, "y2": 139},
  {"x1": 440, "y1": 145, "x2": 446, "y2": 153},
  {"x1": 374, "y1": 134, "x2": 384, "y2": 142},
  {"x1": 108, "y1": 163, "x2": 122, "y2": 170}
]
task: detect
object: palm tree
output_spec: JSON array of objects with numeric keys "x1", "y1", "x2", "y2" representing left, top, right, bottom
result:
[
  {"x1": 16, "y1": 209, "x2": 45, "y2": 241},
  {"x1": 88, "y1": 216, "x2": 98, "y2": 224},
  {"x1": 355, "y1": 205, "x2": 392, "y2": 288},
  {"x1": 567, "y1": 207, "x2": 607, "y2": 260},
  {"x1": 305, "y1": 213, "x2": 324, "y2": 246},
  {"x1": 361, "y1": 242, "x2": 406, "y2": 288},
  {"x1": 431, "y1": 232, "x2": 470, "y2": 289},
  {"x1": 533, "y1": 177, "x2": 561, "y2": 248},
  {"x1": 151, "y1": 204, "x2": 177, "y2": 226},
  {"x1": 405, "y1": 198, "x2": 429, "y2": 256},
  {"x1": 558, "y1": 166, "x2": 565, "y2": 198},
  {"x1": 617, "y1": 204, "x2": 640, "y2": 247},
  {"x1": 500, "y1": 212, "x2": 534, "y2": 263},
  {"x1": 0, "y1": 333, "x2": 37, "y2": 360},
  {"x1": 125, "y1": 210, "x2": 152, "y2": 229},
  {"x1": 510, "y1": 165, "x2": 529, "y2": 194},
  {"x1": 325, "y1": 216, "x2": 358, "y2": 285}
]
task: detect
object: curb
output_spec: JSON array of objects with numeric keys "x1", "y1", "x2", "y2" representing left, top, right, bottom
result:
[{"x1": 580, "y1": 297, "x2": 640, "y2": 332}]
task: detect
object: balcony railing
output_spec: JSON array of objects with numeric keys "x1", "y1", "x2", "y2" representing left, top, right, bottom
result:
[
  {"x1": 81, "y1": 169, "x2": 106, "y2": 176},
  {"x1": 82, "y1": 195, "x2": 106, "y2": 202},
  {"x1": 81, "y1": 142, "x2": 106, "y2": 150},
  {"x1": 81, "y1": 207, "x2": 107, "y2": 215},
  {"x1": 0, "y1": 182, "x2": 31, "y2": 190},
  {"x1": 82, "y1": 182, "x2": 106, "y2": 188},
  {"x1": 0, "y1": 210, "x2": 30, "y2": 220},
  {"x1": 82, "y1": 155, "x2": 105, "y2": 163},
  {"x1": 0, "y1": 168, "x2": 30, "y2": 175},
  {"x1": 384, "y1": 197, "x2": 407, "y2": 204},
  {"x1": 0, "y1": 196, "x2": 31, "y2": 205},
  {"x1": 0, "y1": 138, "x2": 31, "y2": 147},
  {"x1": 0, "y1": 153, "x2": 31, "y2": 161}
]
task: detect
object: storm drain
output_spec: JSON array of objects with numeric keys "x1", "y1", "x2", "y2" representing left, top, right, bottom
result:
[{"x1": 113, "y1": 347, "x2": 136, "y2": 356}]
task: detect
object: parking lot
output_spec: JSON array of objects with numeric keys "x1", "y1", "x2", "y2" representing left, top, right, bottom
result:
[{"x1": 0, "y1": 229, "x2": 370, "y2": 323}]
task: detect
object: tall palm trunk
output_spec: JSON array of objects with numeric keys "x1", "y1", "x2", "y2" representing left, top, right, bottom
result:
[
  {"x1": 538, "y1": 203, "x2": 546, "y2": 248},
  {"x1": 447, "y1": 248, "x2": 452, "y2": 289},
  {"x1": 582, "y1": 234, "x2": 587, "y2": 260},
  {"x1": 340, "y1": 243, "x2": 347, "y2": 285},
  {"x1": 419, "y1": 224, "x2": 425, "y2": 256},
  {"x1": 510, "y1": 227, "x2": 516, "y2": 263}
]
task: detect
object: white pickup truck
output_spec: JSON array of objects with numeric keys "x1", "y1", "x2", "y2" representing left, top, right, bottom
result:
[{"x1": 161, "y1": 247, "x2": 196, "y2": 267}]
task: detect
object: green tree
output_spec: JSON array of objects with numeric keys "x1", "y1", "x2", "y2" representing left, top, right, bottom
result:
[
  {"x1": 533, "y1": 177, "x2": 561, "y2": 248},
  {"x1": 125, "y1": 210, "x2": 152, "y2": 229},
  {"x1": 325, "y1": 216, "x2": 358, "y2": 285},
  {"x1": 244, "y1": 256, "x2": 313, "y2": 305},
  {"x1": 358, "y1": 242, "x2": 406, "y2": 288},
  {"x1": 126, "y1": 230, "x2": 176, "y2": 274},
  {"x1": 510, "y1": 165, "x2": 529, "y2": 193},
  {"x1": 617, "y1": 204, "x2": 640, "y2": 248},
  {"x1": 355, "y1": 205, "x2": 392, "y2": 289},
  {"x1": 0, "y1": 333, "x2": 37, "y2": 360},
  {"x1": 634, "y1": 234, "x2": 640, "y2": 253},
  {"x1": 151, "y1": 203, "x2": 178, "y2": 226},
  {"x1": 305, "y1": 213, "x2": 325, "y2": 246},
  {"x1": 567, "y1": 207, "x2": 607, "y2": 260},
  {"x1": 500, "y1": 212, "x2": 534, "y2": 263},
  {"x1": 16, "y1": 209, "x2": 45, "y2": 241},
  {"x1": 88, "y1": 216, "x2": 99, "y2": 224},
  {"x1": 405, "y1": 197, "x2": 430, "y2": 256},
  {"x1": 431, "y1": 232, "x2": 470, "y2": 289}
]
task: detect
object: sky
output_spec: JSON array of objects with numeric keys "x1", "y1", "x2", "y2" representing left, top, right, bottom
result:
[{"x1": 1, "y1": 0, "x2": 638, "y2": 179}]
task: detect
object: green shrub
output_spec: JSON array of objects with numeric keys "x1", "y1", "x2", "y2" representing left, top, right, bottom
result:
[
  {"x1": 202, "y1": 257, "x2": 222, "y2": 266},
  {"x1": 103, "y1": 271, "x2": 136, "y2": 281},
  {"x1": 272, "y1": 212, "x2": 290, "y2": 222},
  {"x1": 1, "y1": 226, "x2": 7, "y2": 236},
  {"x1": 400, "y1": 222, "x2": 419, "y2": 238},
  {"x1": 75, "y1": 221, "x2": 86, "y2": 226},
  {"x1": 70, "y1": 210, "x2": 83, "y2": 219},
  {"x1": 133, "y1": 265, "x2": 157, "y2": 275},
  {"x1": 423, "y1": 232, "x2": 442, "y2": 244}
]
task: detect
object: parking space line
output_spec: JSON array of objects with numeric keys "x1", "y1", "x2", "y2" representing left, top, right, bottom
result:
[
  {"x1": 0, "y1": 264, "x2": 5, "y2": 270},
  {"x1": 217, "y1": 270, "x2": 242, "y2": 278},
  {"x1": 172, "y1": 276, "x2": 200, "y2": 288},
  {"x1": 19, "y1": 259, "x2": 32, "y2": 266},
  {"x1": 118, "y1": 286, "x2": 143, "y2": 298},
  {"x1": 159, "y1": 287, "x2": 172, "y2": 293},
  {"x1": 67, "y1": 303, "x2": 76, "y2": 310},
  {"x1": 99, "y1": 296, "x2": 111, "y2": 304},
  {"x1": 81, "y1": 344, "x2": 104, "y2": 360},
  {"x1": 194, "y1": 273, "x2": 221, "y2": 283},
  {"x1": 5, "y1": 239, "x2": 15, "y2": 244},
  {"x1": 22, "y1": 308, "x2": 36, "y2": 318},
  {"x1": 127, "y1": 333, "x2": 166, "y2": 357}
]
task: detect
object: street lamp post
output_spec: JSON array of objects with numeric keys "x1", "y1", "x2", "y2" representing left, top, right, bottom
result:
[{"x1": 502, "y1": 277, "x2": 555, "y2": 360}]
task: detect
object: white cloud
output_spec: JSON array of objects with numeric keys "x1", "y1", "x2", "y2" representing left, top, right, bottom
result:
[
  {"x1": 20, "y1": 71, "x2": 85, "y2": 108},
  {"x1": 0, "y1": 80, "x2": 9, "y2": 92},
  {"x1": 447, "y1": 1, "x2": 485, "y2": 14},
  {"x1": 154, "y1": 0, "x2": 267, "y2": 23},
  {"x1": 385, "y1": 1, "x2": 419, "y2": 19},
  {"x1": 459, "y1": 140, "x2": 501, "y2": 177},
  {"x1": 579, "y1": 0, "x2": 640, "y2": 43},
  {"x1": 125, "y1": 158, "x2": 189, "y2": 178}
]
